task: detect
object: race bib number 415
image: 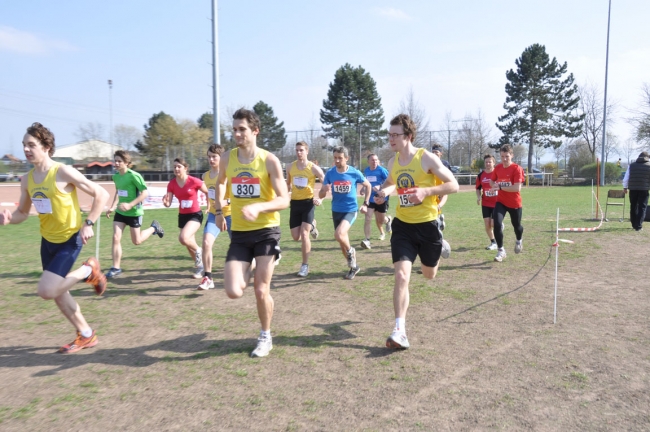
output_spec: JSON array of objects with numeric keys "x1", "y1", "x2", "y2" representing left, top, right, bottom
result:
[
  {"x1": 232, "y1": 177, "x2": 261, "y2": 198},
  {"x1": 333, "y1": 180, "x2": 352, "y2": 194}
]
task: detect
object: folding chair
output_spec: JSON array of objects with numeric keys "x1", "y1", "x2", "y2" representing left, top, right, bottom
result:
[{"x1": 604, "y1": 189, "x2": 626, "y2": 222}]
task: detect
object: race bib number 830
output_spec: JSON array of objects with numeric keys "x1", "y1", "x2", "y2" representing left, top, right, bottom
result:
[{"x1": 232, "y1": 177, "x2": 261, "y2": 198}]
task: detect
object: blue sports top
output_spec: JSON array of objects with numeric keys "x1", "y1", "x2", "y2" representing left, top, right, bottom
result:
[
  {"x1": 363, "y1": 165, "x2": 389, "y2": 203},
  {"x1": 323, "y1": 166, "x2": 366, "y2": 213}
]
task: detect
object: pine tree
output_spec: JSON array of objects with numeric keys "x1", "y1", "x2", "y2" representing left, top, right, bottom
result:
[
  {"x1": 320, "y1": 63, "x2": 384, "y2": 166},
  {"x1": 496, "y1": 44, "x2": 584, "y2": 170},
  {"x1": 253, "y1": 101, "x2": 286, "y2": 152}
]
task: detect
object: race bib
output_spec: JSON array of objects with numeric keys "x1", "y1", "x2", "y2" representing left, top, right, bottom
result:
[
  {"x1": 397, "y1": 187, "x2": 420, "y2": 208},
  {"x1": 484, "y1": 190, "x2": 498, "y2": 197},
  {"x1": 498, "y1": 181, "x2": 512, "y2": 187},
  {"x1": 232, "y1": 177, "x2": 261, "y2": 198},
  {"x1": 208, "y1": 188, "x2": 216, "y2": 200},
  {"x1": 117, "y1": 189, "x2": 128, "y2": 197},
  {"x1": 181, "y1": 200, "x2": 193, "y2": 209},
  {"x1": 333, "y1": 180, "x2": 352, "y2": 194},
  {"x1": 293, "y1": 176, "x2": 308, "y2": 188},
  {"x1": 366, "y1": 175, "x2": 377, "y2": 183},
  {"x1": 32, "y1": 198, "x2": 53, "y2": 214}
]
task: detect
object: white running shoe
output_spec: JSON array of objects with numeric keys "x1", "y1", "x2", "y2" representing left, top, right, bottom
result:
[
  {"x1": 193, "y1": 266, "x2": 204, "y2": 279},
  {"x1": 441, "y1": 239, "x2": 451, "y2": 259},
  {"x1": 360, "y1": 239, "x2": 371, "y2": 250},
  {"x1": 386, "y1": 330, "x2": 410, "y2": 349},
  {"x1": 297, "y1": 264, "x2": 309, "y2": 277},
  {"x1": 379, "y1": 233, "x2": 386, "y2": 241},
  {"x1": 251, "y1": 335, "x2": 273, "y2": 358},
  {"x1": 385, "y1": 215, "x2": 392, "y2": 233},
  {"x1": 494, "y1": 248, "x2": 507, "y2": 262},
  {"x1": 346, "y1": 247, "x2": 357, "y2": 269},
  {"x1": 514, "y1": 240, "x2": 523, "y2": 254},
  {"x1": 197, "y1": 276, "x2": 214, "y2": 290},
  {"x1": 486, "y1": 242, "x2": 498, "y2": 251},
  {"x1": 194, "y1": 248, "x2": 203, "y2": 268},
  {"x1": 310, "y1": 220, "x2": 319, "y2": 240}
]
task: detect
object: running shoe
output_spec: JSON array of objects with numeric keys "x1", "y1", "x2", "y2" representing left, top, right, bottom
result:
[
  {"x1": 275, "y1": 253, "x2": 282, "y2": 266},
  {"x1": 514, "y1": 240, "x2": 523, "y2": 254},
  {"x1": 386, "y1": 330, "x2": 410, "y2": 349},
  {"x1": 194, "y1": 248, "x2": 203, "y2": 268},
  {"x1": 197, "y1": 276, "x2": 214, "y2": 290},
  {"x1": 439, "y1": 214, "x2": 446, "y2": 231},
  {"x1": 486, "y1": 242, "x2": 498, "y2": 251},
  {"x1": 344, "y1": 266, "x2": 361, "y2": 280},
  {"x1": 494, "y1": 248, "x2": 507, "y2": 262},
  {"x1": 379, "y1": 233, "x2": 386, "y2": 241},
  {"x1": 310, "y1": 220, "x2": 319, "y2": 240},
  {"x1": 346, "y1": 247, "x2": 357, "y2": 269},
  {"x1": 105, "y1": 267, "x2": 122, "y2": 278},
  {"x1": 297, "y1": 264, "x2": 309, "y2": 277},
  {"x1": 59, "y1": 330, "x2": 98, "y2": 354},
  {"x1": 385, "y1": 215, "x2": 392, "y2": 233},
  {"x1": 251, "y1": 335, "x2": 273, "y2": 358},
  {"x1": 360, "y1": 239, "x2": 371, "y2": 250},
  {"x1": 441, "y1": 239, "x2": 451, "y2": 259},
  {"x1": 83, "y1": 257, "x2": 107, "y2": 296},
  {"x1": 151, "y1": 220, "x2": 164, "y2": 238},
  {"x1": 192, "y1": 265, "x2": 204, "y2": 279}
]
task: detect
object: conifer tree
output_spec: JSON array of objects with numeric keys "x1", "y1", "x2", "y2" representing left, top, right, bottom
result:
[
  {"x1": 253, "y1": 101, "x2": 286, "y2": 152},
  {"x1": 496, "y1": 44, "x2": 584, "y2": 170},
  {"x1": 320, "y1": 63, "x2": 384, "y2": 165}
]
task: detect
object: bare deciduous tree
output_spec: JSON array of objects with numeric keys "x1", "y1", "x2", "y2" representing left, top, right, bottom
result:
[
  {"x1": 628, "y1": 83, "x2": 650, "y2": 149},
  {"x1": 577, "y1": 82, "x2": 616, "y2": 162},
  {"x1": 75, "y1": 122, "x2": 105, "y2": 142},
  {"x1": 113, "y1": 124, "x2": 141, "y2": 152},
  {"x1": 397, "y1": 86, "x2": 431, "y2": 148}
]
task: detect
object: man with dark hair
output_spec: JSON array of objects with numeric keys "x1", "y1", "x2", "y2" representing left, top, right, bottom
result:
[
  {"x1": 214, "y1": 108, "x2": 290, "y2": 358},
  {"x1": 374, "y1": 114, "x2": 459, "y2": 349},
  {"x1": 0, "y1": 123, "x2": 109, "y2": 354},
  {"x1": 318, "y1": 146, "x2": 371, "y2": 280},
  {"x1": 431, "y1": 144, "x2": 452, "y2": 171},
  {"x1": 623, "y1": 151, "x2": 650, "y2": 231},
  {"x1": 489, "y1": 144, "x2": 525, "y2": 262}
]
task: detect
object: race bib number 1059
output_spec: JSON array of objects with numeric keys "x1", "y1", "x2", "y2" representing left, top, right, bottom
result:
[{"x1": 231, "y1": 177, "x2": 261, "y2": 198}]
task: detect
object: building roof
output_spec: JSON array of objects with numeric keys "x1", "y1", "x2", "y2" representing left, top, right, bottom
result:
[{"x1": 54, "y1": 140, "x2": 124, "y2": 160}]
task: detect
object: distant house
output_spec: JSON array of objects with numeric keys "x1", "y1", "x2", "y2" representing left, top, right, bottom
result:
[
  {"x1": 1, "y1": 154, "x2": 23, "y2": 165},
  {"x1": 54, "y1": 139, "x2": 124, "y2": 160}
]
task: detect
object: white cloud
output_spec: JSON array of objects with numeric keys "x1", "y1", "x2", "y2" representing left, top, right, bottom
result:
[
  {"x1": 374, "y1": 7, "x2": 412, "y2": 21},
  {"x1": 0, "y1": 25, "x2": 77, "y2": 55}
]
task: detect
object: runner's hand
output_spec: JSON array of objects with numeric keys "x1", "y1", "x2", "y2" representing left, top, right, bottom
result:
[
  {"x1": 241, "y1": 203, "x2": 261, "y2": 222},
  {"x1": 80, "y1": 225, "x2": 94, "y2": 245},
  {"x1": 118, "y1": 203, "x2": 132, "y2": 212},
  {"x1": 106, "y1": 208, "x2": 113, "y2": 218},
  {"x1": 313, "y1": 198, "x2": 322, "y2": 206},
  {"x1": 408, "y1": 188, "x2": 427, "y2": 205},
  {"x1": 374, "y1": 190, "x2": 386, "y2": 205},
  {"x1": 0, "y1": 209, "x2": 11, "y2": 225}
]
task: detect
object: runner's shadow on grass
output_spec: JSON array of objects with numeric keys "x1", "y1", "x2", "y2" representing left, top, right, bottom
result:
[
  {"x1": 0, "y1": 271, "x2": 42, "y2": 280},
  {"x1": 435, "y1": 261, "x2": 494, "y2": 271}
]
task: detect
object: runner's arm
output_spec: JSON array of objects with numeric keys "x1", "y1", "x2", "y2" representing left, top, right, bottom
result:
[
  {"x1": 409, "y1": 151, "x2": 459, "y2": 203},
  {"x1": 0, "y1": 175, "x2": 32, "y2": 225},
  {"x1": 213, "y1": 153, "x2": 229, "y2": 231},
  {"x1": 59, "y1": 165, "x2": 109, "y2": 223},
  {"x1": 312, "y1": 164, "x2": 325, "y2": 205},
  {"x1": 374, "y1": 157, "x2": 396, "y2": 204},
  {"x1": 118, "y1": 189, "x2": 149, "y2": 213},
  {"x1": 106, "y1": 191, "x2": 119, "y2": 217}
]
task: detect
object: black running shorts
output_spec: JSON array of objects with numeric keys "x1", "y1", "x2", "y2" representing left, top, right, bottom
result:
[{"x1": 390, "y1": 217, "x2": 442, "y2": 268}]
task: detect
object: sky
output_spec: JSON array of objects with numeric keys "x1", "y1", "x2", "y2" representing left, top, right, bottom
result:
[{"x1": 2, "y1": 0, "x2": 649, "y2": 162}]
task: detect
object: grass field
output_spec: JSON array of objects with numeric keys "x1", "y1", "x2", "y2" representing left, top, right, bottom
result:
[{"x1": 0, "y1": 185, "x2": 648, "y2": 431}]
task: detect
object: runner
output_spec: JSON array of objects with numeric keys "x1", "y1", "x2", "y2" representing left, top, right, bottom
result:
[
  {"x1": 197, "y1": 144, "x2": 232, "y2": 290},
  {"x1": 286, "y1": 141, "x2": 324, "y2": 277},
  {"x1": 475, "y1": 153, "x2": 498, "y2": 250},
  {"x1": 162, "y1": 157, "x2": 208, "y2": 278},
  {"x1": 213, "y1": 108, "x2": 290, "y2": 358},
  {"x1": 105, "y1": 150, "x2": 164, "y2": 278},
  {"x1": 431, "y1": 144, "x2": 451, "y2": 231},
  {"x1": 489, "y1": 144, "x2": 525, "y2": 262},
  {"x1": 374, "y1": 114, "x2": 458, "y2": 349},
  {"x1": 0, "y1": 122, "x2": 109, "y2": 354},
  {"x1": 318, "y1": 146, "x2": 372, "y2": 280},
  {"x1": 361, "y1": 153, "x2": 391, "y2": 250}
]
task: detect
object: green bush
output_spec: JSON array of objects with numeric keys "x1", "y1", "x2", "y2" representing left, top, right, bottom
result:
[
  {"x1": 580, "y1": 162, "x2": 621, "y2": 184},
  {"x1": 542, "y1": 162, "x2": 558, "y2": 177}
]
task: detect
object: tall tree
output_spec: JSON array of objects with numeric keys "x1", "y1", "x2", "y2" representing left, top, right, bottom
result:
[
  {"x1": 75, "y1": 122, "x2": 105, "y2": 142},
  {"x1": 253, "y1": 101, "x2": 286, "y2": 152},
  {"x1": 135, "y1": 112, "x2": 183, "y2": 170},
  {"x1": 320, "y1": 63, "x2": 384, "y2": 166},
  {"x1": 630, "y1": 83, "x2": 650, "y2": 148},
  {"x1": 496, "y1": 44, "x2": 584, "y2": 170},
  {"x1": 577, "y1": 82, "x2": 616, "y2": 162},
  {"x1": 113, "y1": 124, "x2": 142, "y2": 152}
]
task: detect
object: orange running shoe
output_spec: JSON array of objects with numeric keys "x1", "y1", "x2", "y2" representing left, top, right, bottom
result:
[
  {"x1": 59, "y1": 330, "x2": 98, "y2": 354},
  {"x1": 84, "y1": 257, "x2": 107, "y2": 296}
]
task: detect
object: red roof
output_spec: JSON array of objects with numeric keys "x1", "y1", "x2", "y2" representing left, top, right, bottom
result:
[{"x1": 86, "y1": 161, "x2": 114, "y2": 168}]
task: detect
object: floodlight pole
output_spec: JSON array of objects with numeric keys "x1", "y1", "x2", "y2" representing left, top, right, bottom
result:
[
  {"x1": 211, "y1": 0, "x2": 220, "y2": 145},
  {"x1": 108, "y1": 79, "x2": 113, "y2": 154},
  {"x1": 600, "y1": 0, "x2": 611, "y2": 186}
]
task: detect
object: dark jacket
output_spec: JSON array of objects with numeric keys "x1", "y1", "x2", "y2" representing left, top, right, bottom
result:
[{"x1": 628, "y1": 157, "x2": 650, "y2": 191}]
